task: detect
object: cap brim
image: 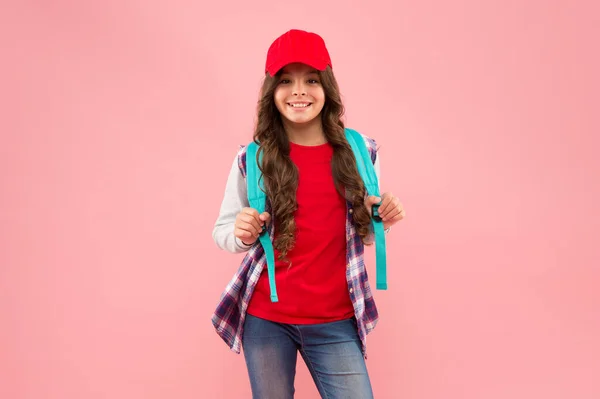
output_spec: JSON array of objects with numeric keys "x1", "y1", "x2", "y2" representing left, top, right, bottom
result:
[{"x1": 267, "y1": 58, "x2": 328, "y2": 76}]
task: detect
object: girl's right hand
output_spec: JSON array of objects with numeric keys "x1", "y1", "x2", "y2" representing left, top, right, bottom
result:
[{"x1": 234, "y1": 208, "x2": 271, "y2": 246}]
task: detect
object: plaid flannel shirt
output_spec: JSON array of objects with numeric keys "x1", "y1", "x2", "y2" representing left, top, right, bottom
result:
[{"x1": 211, "y1": 133, "x2": 380, "y2": 357}]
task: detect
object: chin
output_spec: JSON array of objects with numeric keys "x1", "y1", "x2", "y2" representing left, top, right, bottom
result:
[{"x1": 289, "y1": 117, "x2": 318, "y2": 125}]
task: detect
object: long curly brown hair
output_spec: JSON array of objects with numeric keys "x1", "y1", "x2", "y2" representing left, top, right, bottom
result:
[{"x1": 253, "y1": 66, "x2": 372, "y2": 261}]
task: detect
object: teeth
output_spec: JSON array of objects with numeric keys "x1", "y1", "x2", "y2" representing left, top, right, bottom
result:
[{"x1": 289, "y1": 103, "x2": 310, "y2": 108}]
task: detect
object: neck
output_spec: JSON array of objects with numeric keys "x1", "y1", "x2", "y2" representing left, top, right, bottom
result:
[{"x1": 283, "y1": 118, "x2": 327, "y2": 146}]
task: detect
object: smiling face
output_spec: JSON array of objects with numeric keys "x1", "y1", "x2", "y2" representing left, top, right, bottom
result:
[{"x1": 273, "y1": 63, "x2": 326, "y2": 129}]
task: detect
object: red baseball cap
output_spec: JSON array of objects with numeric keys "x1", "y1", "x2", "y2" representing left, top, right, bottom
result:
[{"x1": 265, "y1": 29, "x2": 332, "y2": 77}]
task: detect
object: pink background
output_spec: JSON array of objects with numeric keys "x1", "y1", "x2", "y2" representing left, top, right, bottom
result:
[{"x1": 2, "y1": 1, "x2": 599, "y2": 398}]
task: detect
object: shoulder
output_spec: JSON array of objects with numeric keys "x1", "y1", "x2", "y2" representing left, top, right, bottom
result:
[
  {"x1": 347, "y1": 128, "x2": 378, "y2": 165},
  {"x1": 236, "y1": 144, "x2": 248, "y2": 178}
]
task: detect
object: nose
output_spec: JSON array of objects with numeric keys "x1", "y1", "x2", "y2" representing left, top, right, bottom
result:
[{"x1": 292, "y1": 81, "x2": 307, "y2": 96}]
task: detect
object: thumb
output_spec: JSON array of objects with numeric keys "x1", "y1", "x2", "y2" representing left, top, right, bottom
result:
[
  {"x1": 365, "y1": 195, "x2": 382, "y2": 206},
  {"x1": 259, "y1": 212, "x2": 271, "y2": 223}
]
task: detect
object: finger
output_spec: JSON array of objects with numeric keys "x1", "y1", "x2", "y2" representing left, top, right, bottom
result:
[
  {"x1": 378, "y1": 196, "x2": 395, "y2": 215},
  {"x1": 365, "y1": 195, "x2": 381, "y2": 206},
  {"x1": 382, "y1": 207, "x2": 401, "y2": 222},
  {"x1": 240, "y1": 209, "x2": 262, "y2": 230},
  {"x1": 385, "y1": 205, "x2": 406, "y2": 222},
  {"x1": 234, "y1": 227, "x2": 257, "y2": 241},
  {"x1": 242, "y1": 207, "x2": 261, "y2": 223},
  {"x1": 239, "y1": 214, "x2": 262, "y2": 232},
  {"x1": 242, "y1": 207, "x2": 259, "y2": 216},
  {"x1": 237, "y1": 220, "x2": 260, "y2": 234},
  {"x1": 238, "y1": 216, "x2": 262, "y2": 235},
  {"x1": 246, "y1": 208, "x2": 266, "y2": 228},
  {"x1": 259, "y1": 212, "x2": 271, "y2": 224},
  {"x1": 256, "y1": 213, "x2": 269, "y2": 232},
  {"x1": 380, "y1": 199, "x2": 400, "y2": 220},
  {"x1": 395, "y1": 203, "x2": 405, "y2": 219}
]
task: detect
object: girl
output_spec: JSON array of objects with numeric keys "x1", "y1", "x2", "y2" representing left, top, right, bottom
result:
[{"x1": 212, "y1": 29, "x2": 405, "y2": 399}]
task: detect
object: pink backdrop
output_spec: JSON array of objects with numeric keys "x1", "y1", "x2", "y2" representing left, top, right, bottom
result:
[{"x1": 2, "y1": 1, "x2": 599, "y2": 398}]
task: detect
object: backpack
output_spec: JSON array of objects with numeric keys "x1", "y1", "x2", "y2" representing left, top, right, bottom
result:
[{"x1": 245, "y1": 128, "x2": 387, "y2": 302}]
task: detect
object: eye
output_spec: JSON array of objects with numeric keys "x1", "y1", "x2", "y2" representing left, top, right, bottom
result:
[
  {"x1": 308, "y1": 79, "x2": 319, "y2": 84},
  {"x1": 279, "y1": 79, "x2": 291, "y2": 84}
]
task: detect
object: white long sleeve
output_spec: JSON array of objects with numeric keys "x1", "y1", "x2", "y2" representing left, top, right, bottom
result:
[{"x1": 212, "y1": 152, "x2": 252, "y2": 253}]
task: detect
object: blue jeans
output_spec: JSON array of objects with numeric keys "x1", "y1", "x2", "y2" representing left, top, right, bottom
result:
[{"x1": 242, "y1": 314, "x2": 374, "y2": 399}]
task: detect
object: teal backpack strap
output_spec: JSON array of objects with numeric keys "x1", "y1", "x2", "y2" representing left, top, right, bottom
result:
[
  {"x1": 245, "y1": 142, "x2": 279, "y2": 302},
  {"x1": 345, "y1": 128, "x2": 388, "y2": 290}
]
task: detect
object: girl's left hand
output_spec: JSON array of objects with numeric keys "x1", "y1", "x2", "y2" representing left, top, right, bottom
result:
[{"x1": 365, "y1": 192, "x2": 406, "y2": 230}]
